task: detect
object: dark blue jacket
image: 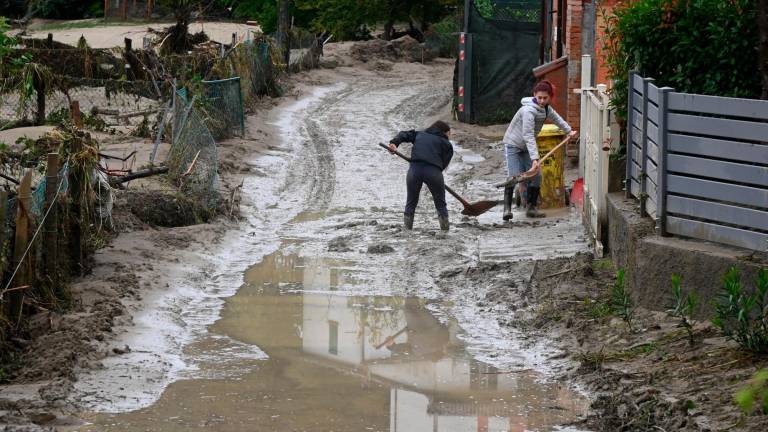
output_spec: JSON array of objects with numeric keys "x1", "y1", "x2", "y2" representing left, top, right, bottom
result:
[{"x1": 390, "y1": 127, "x2": 454, "y2": 171}]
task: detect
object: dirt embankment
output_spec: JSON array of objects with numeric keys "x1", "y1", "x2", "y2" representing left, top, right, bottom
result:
[
  {"x1": 0, "y1": 105, "x2": 277, "y2": 432},
  {"x1": 437, "y1": 252, "x2": 768, "y2": 431}
]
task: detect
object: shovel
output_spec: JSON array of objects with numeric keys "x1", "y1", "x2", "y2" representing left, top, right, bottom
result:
[
  {"x1": 378, "y1": 143, "x2": 498, "y2": 217},
  {"x1": 493, "y1": 135, "x2": 572, "y2": 188}
]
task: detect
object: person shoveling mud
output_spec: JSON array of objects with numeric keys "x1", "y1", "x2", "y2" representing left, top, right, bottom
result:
[
  {"x1": 501, "y1": 80, "x2": 577, "y2": 220},
  {"x1": 387, "y1": 121, "x2": 454, "y2": 231}
]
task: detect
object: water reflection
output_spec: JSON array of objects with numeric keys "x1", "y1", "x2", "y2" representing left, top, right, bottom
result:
[
  {"x1": 73, "y1": 249, "x2": 587, "y2": 432},
  {"x1": 245, "y1": 250, "x2": 587, "y2": 432}
]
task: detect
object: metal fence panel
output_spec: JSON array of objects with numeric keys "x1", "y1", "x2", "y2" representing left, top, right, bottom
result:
[
  {"x1": 667, "y1": 154, "x2": 768, "y2": 187},
  {"x1": 625, "y1": 72, "x2": 768, "y2": 252},
  {"x1": 667, "y1": 175, "x2": 768, "y2": 207},
  {"x1": 668, "y1": 134, "x2": 768, "y2": 163},
  {"x1": 667, "y1": 196, "x2": 768, "y2": 231},
  {"x1": 666, "y1": 216, "x2": 768, "y2": 252}
]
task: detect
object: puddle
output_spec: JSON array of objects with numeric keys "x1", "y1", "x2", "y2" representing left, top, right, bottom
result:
[{"x1": 72, "y1": 248, "x2": 588, "y2": 431}]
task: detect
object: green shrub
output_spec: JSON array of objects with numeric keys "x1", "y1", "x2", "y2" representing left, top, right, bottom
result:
[
  {"x1": 603, "y1": 0, "x2": 761, "y2": 135},
  {"x1": 735, "y1": 369, "x2": 768, "y2": 415},
  {"x1": 712, "y1": 268, "x2": 768, "y2": 353}
]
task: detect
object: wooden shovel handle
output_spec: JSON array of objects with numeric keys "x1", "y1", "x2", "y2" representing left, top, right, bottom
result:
[{"x1": 378, "y1": 143, "x2": 470, "y2": 207}]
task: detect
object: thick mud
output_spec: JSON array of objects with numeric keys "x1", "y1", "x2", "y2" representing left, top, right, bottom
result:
[
  {"x1": 15, "y1": 55, "x2": 596, "y2": 431},
  {"x1": 71, "y1": 246, "x2": 588, "y2": 431}
]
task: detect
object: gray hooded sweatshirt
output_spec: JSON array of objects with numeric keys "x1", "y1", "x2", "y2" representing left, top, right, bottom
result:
[{"x1": 502, "y1": 97, "x2": 572, "y2": 160}]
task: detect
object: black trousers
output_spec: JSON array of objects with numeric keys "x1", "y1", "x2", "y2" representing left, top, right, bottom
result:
[{"x1": 405, "y1": 162, "x2": 447, "y2": 217}]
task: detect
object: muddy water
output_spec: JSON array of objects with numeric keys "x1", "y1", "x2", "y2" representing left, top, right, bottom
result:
[
  {"x1": 73, "y1": 243, "x2": 587, "y2": 432},
  {"x1": 68, "y1": 66, "x2": 593, "y2": 430}
]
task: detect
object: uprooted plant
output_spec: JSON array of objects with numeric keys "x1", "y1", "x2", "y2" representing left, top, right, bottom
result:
[
  {"x1": 712, "y1": 267, "x2": 768, "y2": 353},
  {"x1": 735, "y1": 369, "x2": 768, "y2": 415},
  {"x1": 669, "y1": 274, "x2": 697, "y2": 346}
]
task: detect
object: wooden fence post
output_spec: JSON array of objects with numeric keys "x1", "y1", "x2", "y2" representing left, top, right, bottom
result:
[
  {"x1": 656, "y1": 87, "x2": 673, "y2": 236},
  {"x1": 8, "y1": 171, "x2": 32, "y2": 325},
  {"x1": 70, "y1": 100, "x2": 82, "y2": 128},
  {"x1": 44, "y1": 154, "x2": 60, "y2": 291},
  {"x1": 0, "y1": 191, "x2": 8, "y2": 278},
  {"x1": 68, "y1": 141, "x2": 83, "y2": 276},
  {"x1": 625, "y1": 71, "x2": 637, "y2": 198}
]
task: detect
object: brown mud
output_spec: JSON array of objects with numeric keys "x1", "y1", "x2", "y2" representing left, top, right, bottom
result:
[{"x1": 1, "y1": 40, "x2": 765, "y2": 432}]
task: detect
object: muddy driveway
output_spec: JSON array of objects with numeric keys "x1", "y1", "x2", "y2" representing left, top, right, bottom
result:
[{"x1": 67, "y1": 59, "x2": 591, "y2": 431}]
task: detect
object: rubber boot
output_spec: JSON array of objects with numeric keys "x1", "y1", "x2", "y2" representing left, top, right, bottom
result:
[
  {"x1": 502, "y1": 186, "x2": 514, "y2": 221},
  {"x1": 404, "y1": 214, "x2": 414, "y2": 230},
  {"x1": 526, "y1": 186, "x2": 546, "y2": 218},
  {"x1": 438, "y1": 216, "x2": 449, "y2": 231}
]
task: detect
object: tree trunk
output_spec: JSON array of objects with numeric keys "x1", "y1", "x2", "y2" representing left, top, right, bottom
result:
[
  {"x1": 759, "y1": 0, "x2": 768, "y2": 99},
  {"x1": 277, "y1": 0, "x2": 290, "y2": 65},
  {"x1": 384, "y1": 0, "x2": 399, "y2": 40}
]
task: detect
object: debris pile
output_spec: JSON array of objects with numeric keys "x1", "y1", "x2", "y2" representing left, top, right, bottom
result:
[{"x1": 350, "y1": 36, "x2": 437, "y2": 63}]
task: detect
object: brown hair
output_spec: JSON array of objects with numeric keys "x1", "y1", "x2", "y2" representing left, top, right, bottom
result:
[
  {"x1": 429, "y1": 120, "x2": 451, "y2": 134},
  {"x1": 533, "y1": 80, "x2": 556, "y2": 98}
]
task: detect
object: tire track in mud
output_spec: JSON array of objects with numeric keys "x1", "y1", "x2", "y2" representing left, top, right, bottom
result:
[{"x1": 282, "y1": 78, "x2": 449, "y2": 216}]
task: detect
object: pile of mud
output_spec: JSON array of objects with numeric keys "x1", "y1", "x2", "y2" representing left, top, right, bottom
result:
[
  {"x1": 121, "y1": 190, "x2": 212, "y2": 228},
  {"x1": 350, "y1": 36, "x2": 437, "y2": 63}
]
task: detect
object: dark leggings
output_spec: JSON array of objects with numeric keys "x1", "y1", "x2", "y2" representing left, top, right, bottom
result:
[{"x1": 405, "y1": 162, "x2": 447, "y2": 217}]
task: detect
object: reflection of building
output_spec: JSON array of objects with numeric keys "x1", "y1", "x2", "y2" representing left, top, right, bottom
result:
[
  {"x1": 300, "y1": 289, "x2": 582, "y2": 432},
  {"x1": 241, "y1": 250, "x2": 586, "y2": 431}
]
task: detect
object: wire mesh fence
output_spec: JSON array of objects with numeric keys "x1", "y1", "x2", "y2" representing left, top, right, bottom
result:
[
  {"x1": 200, "y1": 77, "x2": 244, "y2": 139},
  {"x1": 167, "y1": 89, "x2": 219, "y2": 211}
]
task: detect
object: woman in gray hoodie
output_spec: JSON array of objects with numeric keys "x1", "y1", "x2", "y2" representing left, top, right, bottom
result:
[{"x1": 501, "y1": 80, "x2": 577, "y2": 219}]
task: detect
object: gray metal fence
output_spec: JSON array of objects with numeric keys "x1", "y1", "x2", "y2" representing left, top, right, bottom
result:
[{"x1": 626, "y1": 72, "x2": 768, "y2": 252}]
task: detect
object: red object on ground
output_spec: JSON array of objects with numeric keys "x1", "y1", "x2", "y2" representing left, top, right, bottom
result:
[{"x1": 571, "y1": 178, "x2": 584, "y2": 209}]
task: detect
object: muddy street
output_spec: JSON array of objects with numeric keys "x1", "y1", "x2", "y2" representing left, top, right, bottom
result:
[{"x1": 63, "y1": 59, "x2": 591, "y2": 431}]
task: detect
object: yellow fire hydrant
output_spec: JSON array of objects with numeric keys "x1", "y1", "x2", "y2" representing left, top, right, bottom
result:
[{"x1": 535, "y1": 124, "x2": 567, "y2": 209}]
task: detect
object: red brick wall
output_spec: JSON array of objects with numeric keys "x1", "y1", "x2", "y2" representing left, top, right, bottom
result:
[
  {"x1": 595, "y1": 0, "x2": 621, "y2": 86},
  {"x1": 565, "y1": 0, "x2": 585, "y2": 155}
]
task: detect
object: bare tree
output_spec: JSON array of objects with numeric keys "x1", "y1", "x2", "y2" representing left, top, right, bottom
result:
[{"x1": 759, "y1": 0, "x2": 768, "y2": 99}]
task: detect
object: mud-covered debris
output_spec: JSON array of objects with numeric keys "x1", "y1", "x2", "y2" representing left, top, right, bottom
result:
[
  {"x1": 122, "y1": 190, "x2": 211, "y2": 228},
  {"x1": 328, "y1": 236, "x2": 353, "y2": 252},
  {"x1": 38, "y1": 379, "x2": 73, "y2": 403},
  {"x1": 29, "y1": 413, "x2": 56, "y2": 425},
  {"x1": 367, "y1": 244, "x2": 395, "y2": 254},
  {"x1": 112, "y1": 345, "x2": 131, "y2": 355},
  {"x1": 350, "y1": 36, "x2": 436, "y2": 63}
]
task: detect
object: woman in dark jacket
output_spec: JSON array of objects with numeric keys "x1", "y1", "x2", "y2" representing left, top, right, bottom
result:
[{"x1": 388, "y1": 121, "x2": 454, "y2": 231}]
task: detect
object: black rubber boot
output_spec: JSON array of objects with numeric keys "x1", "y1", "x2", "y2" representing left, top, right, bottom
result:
[
  {"x1": 502, "y1": 186, "x2": 514, "y2": 221},
  {"x1": 438, "y1": 216, "x2": 449, "y2": 231},
  {"x1": 526, "y1": 186, "x2": 546, "y2": 218},
  {"x1": 404, "y1": 214, "x2": 414, "y2": 230}
]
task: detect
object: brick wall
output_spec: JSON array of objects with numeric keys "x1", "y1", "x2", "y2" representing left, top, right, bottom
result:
[
  {"x1": 565, "y1": 0, "x2": 585, "y2": 155},
  {"x1": 595, "y1": 0, "x2": 621, "y2": 85}
]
